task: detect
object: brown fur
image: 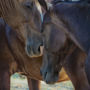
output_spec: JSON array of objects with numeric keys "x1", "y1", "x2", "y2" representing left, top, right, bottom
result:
[{"x1": 64, "y1": 47, "x2": 89, "y2": 90}]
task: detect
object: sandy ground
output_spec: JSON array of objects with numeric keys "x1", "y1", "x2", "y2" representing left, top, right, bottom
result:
[{"x1": 11, "y1": 74, "x2": 74, "y2": 90}]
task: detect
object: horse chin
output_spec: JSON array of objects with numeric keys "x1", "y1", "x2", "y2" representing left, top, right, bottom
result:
[{"x1": 44, "y1": 72, "x2": 59, "y2": 84}]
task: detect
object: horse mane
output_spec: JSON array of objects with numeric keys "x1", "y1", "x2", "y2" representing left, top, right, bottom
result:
[{"x1": 0, "y1": 0, "x2": 19, "y2": 22}]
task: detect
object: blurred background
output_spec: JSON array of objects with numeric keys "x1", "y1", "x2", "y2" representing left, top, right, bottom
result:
[{"x1": 11, "y1": 73, "x2": 74, "y2": 90}]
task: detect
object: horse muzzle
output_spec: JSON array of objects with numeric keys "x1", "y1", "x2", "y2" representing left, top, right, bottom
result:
[{"x1": 26, "y1": 44, "x2": 44, "y2": 58}]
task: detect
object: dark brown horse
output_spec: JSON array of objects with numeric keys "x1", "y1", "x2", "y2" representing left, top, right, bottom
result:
[
  {"x1": 41, "y1": 1, "x2": 90, "y2": 89},
  {"x1": 28, "y1": 0, "x2": 90, "y2": 90}
]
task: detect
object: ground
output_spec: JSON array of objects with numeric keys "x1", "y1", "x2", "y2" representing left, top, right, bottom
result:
[{"x1": 11, "y1": 73, "x2": 74, "y2": 90}]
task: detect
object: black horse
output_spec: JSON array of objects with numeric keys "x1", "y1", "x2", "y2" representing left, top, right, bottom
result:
[{"x1": 28, "y1": 0, "x2": 90, "y2": 90}]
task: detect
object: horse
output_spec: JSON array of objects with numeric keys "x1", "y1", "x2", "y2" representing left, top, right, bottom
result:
[
  {"x1": 28, "y1": 0, "x2": 90, "y2": 89},
  {"x1": 0, "y1": 0, "x2": 69, "y2": 89},
  {"x1": 0, "y1": 0, "x2": 42, "y2": 89}
]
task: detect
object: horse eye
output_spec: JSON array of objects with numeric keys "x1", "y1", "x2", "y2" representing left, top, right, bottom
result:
[{"x1": 25, "y1": 2, "x2": 33, "y2": 9}]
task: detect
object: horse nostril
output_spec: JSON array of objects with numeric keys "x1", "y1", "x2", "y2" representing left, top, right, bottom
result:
[{"x1": 38, "y1": 46, "x2": 40, "y2": 53}]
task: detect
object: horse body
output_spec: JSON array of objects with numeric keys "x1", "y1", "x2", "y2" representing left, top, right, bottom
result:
[
  {"x1": 30, "y1": 1, "x2": 90, "y2": 89},
  {"x1": 53, "y1": 2, "x2": 90, "y2": 53},
  {"x1": 51, "y1": 3, "x2": 90, "y2": 86}
]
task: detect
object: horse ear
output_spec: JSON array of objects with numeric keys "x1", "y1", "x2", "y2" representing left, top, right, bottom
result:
[{"x1": 38, "y1": 0, "x2": 48, "y2": 11}]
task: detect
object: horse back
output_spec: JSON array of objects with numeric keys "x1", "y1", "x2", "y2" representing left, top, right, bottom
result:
[{"x1": 54, "y1": 3, "x2": 90, "y2": 53}]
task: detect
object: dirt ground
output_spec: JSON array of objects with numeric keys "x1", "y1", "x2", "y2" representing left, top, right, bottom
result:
[{"x1": 11, "y1": 74, "x2": 74, "y2": 90}]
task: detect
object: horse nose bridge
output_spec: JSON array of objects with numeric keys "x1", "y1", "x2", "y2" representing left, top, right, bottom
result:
[
  {"x1": 26, "y1": 39, "x2": 34, "y2": 50},
  {"x1": 27, "y1": 37, "x2": 33, "y2": 46}
]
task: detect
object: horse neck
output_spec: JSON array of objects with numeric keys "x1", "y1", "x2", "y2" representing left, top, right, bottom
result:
[
  {"x1": 6, "y1": 24, "x2": 26, "y2": 60},
  {"x1": 0, "y1": 0, "x2": 25, "y2": 42}
]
